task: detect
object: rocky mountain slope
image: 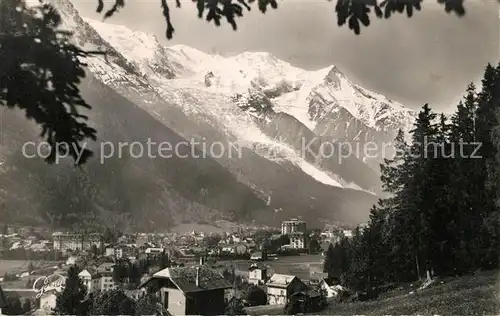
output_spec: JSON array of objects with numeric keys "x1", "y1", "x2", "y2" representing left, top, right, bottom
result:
[{"x1": 0, "y1": 0, "x2": 416, "y2": 230}]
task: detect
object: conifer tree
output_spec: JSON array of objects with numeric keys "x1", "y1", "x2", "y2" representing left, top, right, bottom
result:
[
  {"x1": 322, "y1": 243, "x2": 336, "y2": 279},
  {"x1": 53, "y1": 265, "x2": 88, "y2": 315},
  {"x1": 159, "y1": 250, "x2": 170, "y2": 270}
]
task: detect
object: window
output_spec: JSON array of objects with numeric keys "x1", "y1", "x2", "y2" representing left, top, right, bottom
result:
[{"x1": 163, "y1": 291, "x2": 169, "y2": 307}]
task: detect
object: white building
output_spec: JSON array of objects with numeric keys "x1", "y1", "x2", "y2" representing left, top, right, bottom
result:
[
  {"x1": 96, "y1": 263, "x2": 117, "y2": 291},
  {"x1": 248, "y1": 264, "x2": 267, "y2": 285},
  {"x1": 343, "y1": 230, "x2": 353, "y2": 238},
  {"x1": 78, "y1": 269, "x2": 100, "y2": 294},
  {"x1": 281, "y1": 218, "x2": 307, "y2": 235},
  {"x1": 289, "y1": 233, "x2": 306, "y2": 249},
  {"x1": 266, "y1": 274, "x2": 308, "y2": 305},
  {"x1": 52, "y1": 232, "x2": 104, "y2": 252},
  {"x1": 145, "y1": 247, "x2": 164, "y2": 255},
  {"x1": 105, "y1": 247, "x2": 124, "y2": 259}
]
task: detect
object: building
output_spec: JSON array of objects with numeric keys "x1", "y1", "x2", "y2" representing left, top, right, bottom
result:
[
  {"x1": 145, "y1": 247, "x2": 164, "y2": 255},
  {"x1": 289, "y1": 290, "x2": 324, "y2": 312},
  {"x1": 281, "y1": 218, "x2": 307, "y2": 235},
  {"x1": 250, "y1": 251, "x2": 266, "y2": 261},
  {"x1": 139, "y1": 265, "x2": 232, "y2": 315},
  {"x1": 342, "y1": 230, "x2": 353, "y2": 238},
  {"x1": 266, "y1": 274, "x2": 308, "y2": 305},
  {"x1": 78, "y1": 269, "x2": 101, "y2": 294},
  {"x1": 105, "y1": 247, "x2": 124, "y2": 259},
  {"x1": 289, "y1": 232, "x2": 306, "y2": 249},
  {"x1": 52, "y1": 232, "x2": 104, "y2": 252},
  {"x1": 97, "y1": 263, "x2": 117, "y2": 291},
  {"x1": 248, "y1": 264, "x2": 267, "y2": 285}
]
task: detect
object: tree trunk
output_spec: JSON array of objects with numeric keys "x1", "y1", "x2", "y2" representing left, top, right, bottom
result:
[{"x1": 415, "y1": 254, "x2": 421, "y2": 280}]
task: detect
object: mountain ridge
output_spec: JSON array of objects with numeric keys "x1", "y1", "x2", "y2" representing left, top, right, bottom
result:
[{"x1": 0, "y1": 0, "x2": 417, "y2": 230}]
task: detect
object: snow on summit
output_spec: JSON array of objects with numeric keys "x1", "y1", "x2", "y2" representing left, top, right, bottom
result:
[
  {"x1": 86, "y1": 18, "x2": 414, "y2": 134},
  {"x1": 57, "y1": 14, "x2": 415, "y2": 192}
]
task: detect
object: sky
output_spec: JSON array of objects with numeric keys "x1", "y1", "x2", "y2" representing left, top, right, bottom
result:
[{"x1": 72, "y1": 0, "x2": 499, "y2": 112}]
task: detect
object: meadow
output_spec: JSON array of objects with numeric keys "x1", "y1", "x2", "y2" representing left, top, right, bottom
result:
[{"x1": 246, "y1": 270, "x2": 500, "y2": 315}]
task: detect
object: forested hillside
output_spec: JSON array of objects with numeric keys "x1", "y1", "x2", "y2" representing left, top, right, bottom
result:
[{"x1": 324, "y1": 63, "x2": 500, "y2": 293}]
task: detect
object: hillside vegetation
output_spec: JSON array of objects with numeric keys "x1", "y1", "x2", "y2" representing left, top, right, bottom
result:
[{"x1": 246, "y1": 270, "x2": 500, "y2": 315}]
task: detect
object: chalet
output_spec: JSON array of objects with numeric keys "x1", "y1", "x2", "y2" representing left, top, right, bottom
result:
[
  {"x1": 248, "y1": 264, "x2": 267, "y2": 285},
  {"x1": 139, "y1": 265, "x2": 232, "y2": 315},
  {"x1": 266, "y1": 274, "x2": 308, "y2": 305},
  {"x1": 289, "y1": 290, "x2": 324, "y2": 313},
  {"x1": 97, "y1": 263, "x2": 117, "y2": 291}
]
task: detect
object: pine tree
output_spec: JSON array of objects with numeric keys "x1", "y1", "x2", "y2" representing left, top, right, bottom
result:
[
  {"x1": 128, "y1": 263, "x2": 141, "y2": 286},
  {"x1": 377, "y1": 129, "x2": 416, "y2": 282},
  {"x1": 474, "y1": 63, "x2": 500, "y2": 269},
  {"x1": 406, "y1": 104, "x2": 440, "y2": 279},
  {"x1": 448, "y1": 84, "x2": 483, "y2": 273},
  {"x1": 365, "y1": 202, "x2": 391, "y2": 287},
  {"x1": 322, "y1": 243, "x2": 338, "y2": 279},
  {"x1": 159, "y1": 250, "x2": 170, "y2": 269},
  {"x1": 53, "y1": 265, "x2": 88, "y2": 315}
]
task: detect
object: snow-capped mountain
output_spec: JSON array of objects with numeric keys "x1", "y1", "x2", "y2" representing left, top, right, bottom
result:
[
  {"x1": 0, "y1": 0, "x2": 415, "y2": 230},
  {"x1": 87, "y1": 18, "x2": 415, "y2": 170}
]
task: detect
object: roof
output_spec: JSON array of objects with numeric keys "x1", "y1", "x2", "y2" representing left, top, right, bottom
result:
[
  {"x1": 140, "y1": 266, "x2": 231, "y2": 293},
  {"x1": 79, "y1": 269, "x2": 92, "y2": 277},
  {"x1": 248, "y1": 263, "x2": 266, "y2": 271},
  {"x1": 97, "y1": 263, "x2": 115, "y2": 271},
  {"x1": 322, "y1": 277, "x2": 340, "y2": 286},
  {"x1": 266, "y1": 274, "x2": 297, "y2": 288},
  {"x1": 291, "y1": 289, "x2": 321, "y2": 298}
]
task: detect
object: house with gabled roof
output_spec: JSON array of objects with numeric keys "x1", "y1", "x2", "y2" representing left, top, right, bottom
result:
[
  {"x1": 266, "y1": 273, "x2": 308, "y2": 305},
  {"x1": 248, "y1": 263, "x2": 268, "y2": 285},
  {"x1": 139, "y1": 265, "x2": 232, "y2": 315}
]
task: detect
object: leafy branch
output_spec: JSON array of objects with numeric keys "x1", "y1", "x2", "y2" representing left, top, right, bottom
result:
[{"x1": 95, "y1": 0, "x2": 487, "y2": 38}]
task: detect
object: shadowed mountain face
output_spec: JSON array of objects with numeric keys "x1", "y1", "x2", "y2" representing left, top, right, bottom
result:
[
  {"x1": 0, "y1": 73, "x2": 268, "y2": 231},
  {"x1": 0, "y1": 72, "x2": 377, "y2": 230}
]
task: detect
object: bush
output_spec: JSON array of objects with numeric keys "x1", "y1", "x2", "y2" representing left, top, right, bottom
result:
[{"x1": 245, "y1": 286, "x2": 267, "y2": 306}]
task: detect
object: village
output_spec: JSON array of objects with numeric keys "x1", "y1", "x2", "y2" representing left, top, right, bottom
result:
[{"x1": 0, "y1": 219, "x2": 356, "y2": 314}]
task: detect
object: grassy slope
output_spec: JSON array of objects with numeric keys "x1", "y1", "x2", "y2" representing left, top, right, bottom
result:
[
  {"x1": 327, "y1": 271, "x2": 500, "y2": 315},
  {"x1": 246, "y1": 270, "x2": 500, "y2": 315}
]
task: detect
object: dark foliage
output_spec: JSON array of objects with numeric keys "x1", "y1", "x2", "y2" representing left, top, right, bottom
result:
[
  {"x1": 2, "y1": 295, "x2": 23, "y2": 315},
  {"x1": 225, "y1": 296, "x2": 246, "y2": 315},
  {"x1": 89, "y1": 289, "x2": 136, "y2": 315},
  {"x1": 134, "y1": 292, "x2": 164, "y2": 316},
  {"x1": 326, "y1": 62, "x2": 500, "y2": 297},
  {"x1": 97, "y1": 0, "x2": 497, "y2": 38},
  {"x1": 53, "y1": 265, "x2": 88, "y2": 315},
  {"x1": 0, "y1": 0, "x2": 100, "y2": 164},
  {"x1": 245, "y1": 285, "x2": 267, "y2": 306}
]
